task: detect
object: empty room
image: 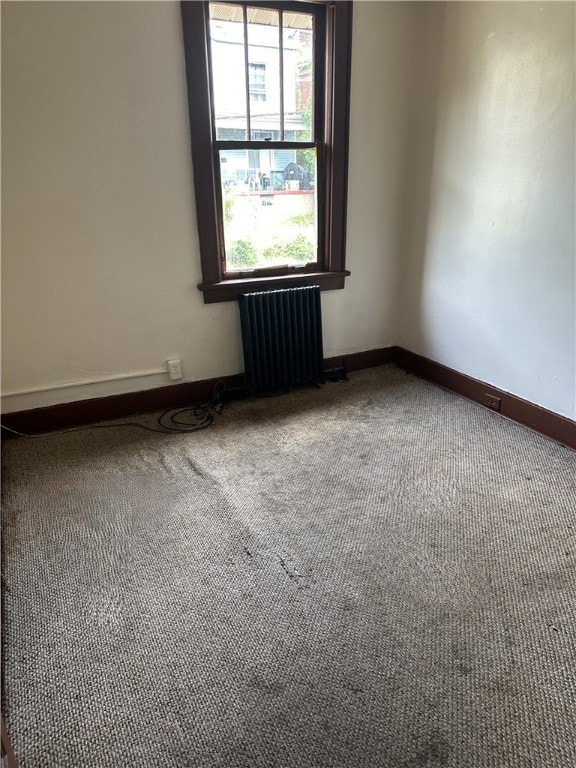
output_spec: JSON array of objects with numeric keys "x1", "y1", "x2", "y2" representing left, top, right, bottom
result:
[{"x1": 1, "y1": 1, "x2": 575, "y2": 766}]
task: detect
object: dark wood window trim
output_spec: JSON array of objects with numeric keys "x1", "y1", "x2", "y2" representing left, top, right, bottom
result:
[{"x1": 181, "y1": 0, "x2": 352, "y2": 304}]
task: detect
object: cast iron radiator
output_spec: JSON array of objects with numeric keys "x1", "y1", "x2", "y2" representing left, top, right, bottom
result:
[{"x1": 239, "y1": 286, "x2": 324, "y2": 395}]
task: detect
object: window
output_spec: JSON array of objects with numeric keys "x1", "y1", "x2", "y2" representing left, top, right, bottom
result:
[
  {"x1": 248, "y1": 63, "x2": 266, "y2": 101},
  {"x1": 181, "y1": 0, "x2": 352, "y2": 303}
]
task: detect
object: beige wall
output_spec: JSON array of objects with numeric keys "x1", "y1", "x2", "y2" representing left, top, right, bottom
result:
[
  {"x1": 399, "y1": 1, "x2": 575, "y2": 419},
  {"x1": 1, "y1": 1, "x2": 411, "y2": 412},
  {"x1": 2, "y1": 2, "x2": 575, "y2": 420}
]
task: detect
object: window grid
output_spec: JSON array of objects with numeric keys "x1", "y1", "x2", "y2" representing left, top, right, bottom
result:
[{"x1": 181, "y1": 1, "x2": 352, "y2": 302}]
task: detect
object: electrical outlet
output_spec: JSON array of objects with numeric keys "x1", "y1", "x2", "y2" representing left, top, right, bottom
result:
[
  {"x1": 166, "y1": 358, "x2": 183, "y2": 381},
  {"x1": 484, "y1": 393, "x2": 501, "y2": 411}
]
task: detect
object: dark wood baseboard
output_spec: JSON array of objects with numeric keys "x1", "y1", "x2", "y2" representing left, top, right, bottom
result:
[
  {"x1": 0, "y1": 349, "x2": 394, "y2": 438},
  {"x1": 1, "y1": 715, "x2": 18, "y2": 768},
  {"x1": 325, "y1": 346, "x2": 396, "y2": 373},
  {"x1": 3, "y1": 345, "x2": 574, "y2": 450},
  {"x1": 1, "y1": 374, "x2": 244, "y2": 438},
  {"x1": 395, "y1": 347, "x2": 575, "y2": 451}
]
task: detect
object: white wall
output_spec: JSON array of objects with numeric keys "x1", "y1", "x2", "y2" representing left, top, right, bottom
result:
[
  {"x1": 399, "y1": 1, "x2": 576, "y2": 419},
  {"x1": 1, "y1": 1, "x2": 411, "y2": 412}
]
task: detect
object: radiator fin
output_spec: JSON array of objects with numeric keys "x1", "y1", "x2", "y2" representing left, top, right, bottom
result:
[{"x1": 239, "y1": 286, "x2": 323, "y2": 395}]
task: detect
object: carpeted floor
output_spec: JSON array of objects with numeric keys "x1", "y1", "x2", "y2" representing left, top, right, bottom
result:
[{"x1": 2, "y1": 365, "x2": 575, "y2": 768}]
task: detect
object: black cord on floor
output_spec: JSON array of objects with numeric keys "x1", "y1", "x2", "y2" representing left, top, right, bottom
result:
[{"x1": 1, "y1": 381, "x2": 227, "y2": 439}]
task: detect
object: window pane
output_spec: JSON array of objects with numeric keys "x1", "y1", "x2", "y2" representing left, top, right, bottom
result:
[
  {"x1": 209, "y1": 3, "x2": 248, "y2": 140},
  {"x1": 247, "y1": 7, "x2": 280, "y2": 140},
  {"x1": 220, "y1": 148, "x2": 318, "y2": 272},
  {"x1": 283, "y1": 12, "x2": 314, "y2": 142},
  {"x1": 209, "y1": 5, "x2": 315, "y2": 144}
]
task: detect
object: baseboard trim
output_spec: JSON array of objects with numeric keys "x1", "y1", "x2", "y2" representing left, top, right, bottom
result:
[
  {"x1": 395, "y1": 347, "x2": 575, "y2": 450},
  {"x1": 1, "y1": 348, "x2": 395, "y2": 437},
  {"x1": 1, "y1": 374, "x2": 246, "y2": 438},
  {"x1": 3, "y1": 345, "x2": 574, "y2": 450},
  {"x1": 324, "y1": 346, "x2": 396, "y2": 373}
]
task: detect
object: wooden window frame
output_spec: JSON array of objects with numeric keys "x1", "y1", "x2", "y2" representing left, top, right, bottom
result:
[{"x1": 181, "y1": 0, "x2": 352, "y2": 304}]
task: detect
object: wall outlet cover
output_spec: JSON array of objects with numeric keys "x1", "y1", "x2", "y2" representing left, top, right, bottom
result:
[
  {"x1": 167, "y1": 358, "x2": 183, "y2": 381},
  {"x1": 484, "y1": 393, "x2": 501, "y2": 411}
]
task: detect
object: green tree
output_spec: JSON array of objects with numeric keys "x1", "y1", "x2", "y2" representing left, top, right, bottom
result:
[
  {"x1": 296, "y1": 148, "x2": 315, "y2": 184},
  {"x1": 285, "y1": 213, "x2": 314, "y2": 228},
  {"x1": 296, "y1": 88, "x2": 315, "y2": 183},
  {"x1": 263, "y1": 235, "x2": 314, "y2": 264},
  {"x1": 223, "y1": 186, "x2": 235, "y2": 224},
  {"x1": 227, "y1": 239, "x2": 258, "y2": 268}
]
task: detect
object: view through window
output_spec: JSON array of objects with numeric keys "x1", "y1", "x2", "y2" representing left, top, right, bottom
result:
[{"x1": 209, "y1": 3, "x2": 318, "y2": 273}]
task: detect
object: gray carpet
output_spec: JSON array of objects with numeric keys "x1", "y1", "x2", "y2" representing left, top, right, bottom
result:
[{"x1": 2, "y1": 365, "x2": 575, "y2": 768}]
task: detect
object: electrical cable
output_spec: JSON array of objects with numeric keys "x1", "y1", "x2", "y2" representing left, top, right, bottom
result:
[
  {"x1": 2, "y1": 373, "x2": 348, "y2": 439},
  {"x1": 1, "y1": 380, "x2": 227, "y2": 439}
]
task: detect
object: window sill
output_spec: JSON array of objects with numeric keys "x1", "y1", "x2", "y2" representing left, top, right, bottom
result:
[{"x1": 198, "y1": 271, "x2": 350, "y2": 304}]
